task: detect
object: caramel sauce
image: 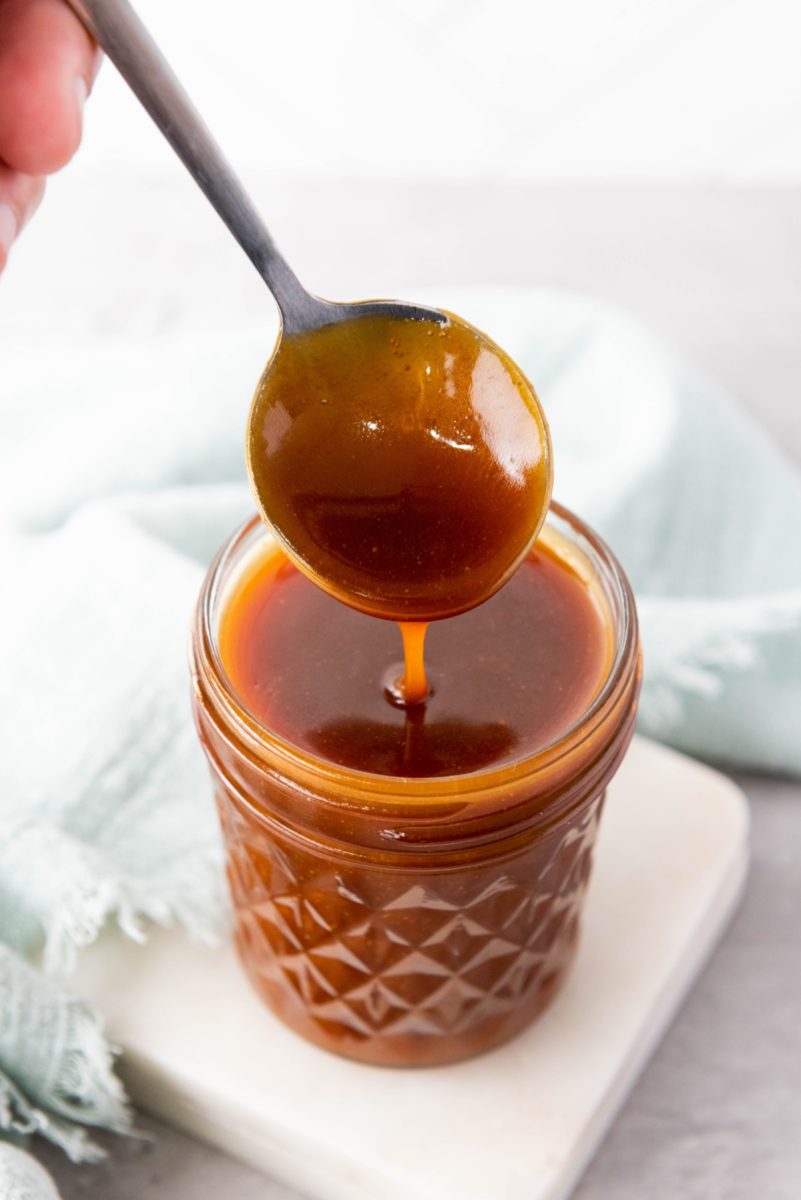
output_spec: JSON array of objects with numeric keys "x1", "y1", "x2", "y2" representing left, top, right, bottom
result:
[
  {"x1": 196, "y1": 508, "x2": 639, "y2": 1066},
  {"x1": 396, "y1": 621, "x2": 429, "y2": 706},
  {"x1": 218, "y1": 537, "x2": 609, "y2": 779},
  {"x1": 247, "y1": 313, "x2": 552, "y2": 625},
  {"x1": 196, "y1": 310, "x2": 636, "y2": 1065}
]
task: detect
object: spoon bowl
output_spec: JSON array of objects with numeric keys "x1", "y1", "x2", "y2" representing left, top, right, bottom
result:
[{"x1": 247, "y1": 308, "x2": 552, "y2": 621}]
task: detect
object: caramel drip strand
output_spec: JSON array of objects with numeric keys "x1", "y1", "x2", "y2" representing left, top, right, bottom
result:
[{"x1": 398, "y1": 621, "x2": 429, "y2": 705}]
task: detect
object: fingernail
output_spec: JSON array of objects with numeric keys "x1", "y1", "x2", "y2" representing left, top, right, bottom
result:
[
  {"x1": 0, "y1": 203, "x2": 18, "y2": 259},
  {"x1": 74, "y1": 75, "x2": 88, "y2": 112}
]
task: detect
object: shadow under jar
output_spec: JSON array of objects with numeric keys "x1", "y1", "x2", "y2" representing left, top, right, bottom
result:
[{"x1": 191, "y1": 504, "x2": 641, "y2": 1067}]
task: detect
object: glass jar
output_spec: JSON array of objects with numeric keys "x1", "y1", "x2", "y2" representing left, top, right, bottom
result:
[{"x1": 190, "y1": 503, "x2": 640, "y2": 1067}]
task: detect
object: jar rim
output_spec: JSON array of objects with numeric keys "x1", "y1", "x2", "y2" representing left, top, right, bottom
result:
[{"x1": 193, "y1": 502, "x2": 639, "y2": 805}]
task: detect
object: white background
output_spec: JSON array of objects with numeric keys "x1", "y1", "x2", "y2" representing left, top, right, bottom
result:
[
  {"x1": 77, "y1": 0, "x2": 801, "y2": 181},
  {"x1": 3, "y1": 0, "x2": 801, "y2": 349}
]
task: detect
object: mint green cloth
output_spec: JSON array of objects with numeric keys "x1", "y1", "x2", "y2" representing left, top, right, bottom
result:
[
  {"x1": 471, "y1": 286, "x2": 801, "y2": 775},
  {"x1": 0, "y1": 948, "x2": 129, "y2": 1160},
  {"x1": 0, "y1": 286, "x2": 799, "y2": 1196}
]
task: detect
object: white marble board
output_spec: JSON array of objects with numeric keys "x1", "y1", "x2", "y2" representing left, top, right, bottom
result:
[{"x1": 73, "y1": 737, "x2": 749, "y2": 1200}]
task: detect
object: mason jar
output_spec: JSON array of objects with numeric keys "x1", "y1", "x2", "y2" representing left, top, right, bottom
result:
[{"x1": 191, "y1": 503, "x2": 640, "y2": 1067}]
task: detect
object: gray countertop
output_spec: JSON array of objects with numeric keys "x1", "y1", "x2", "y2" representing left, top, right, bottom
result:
[{"x1": 19, "y1": 182, "x2": 801, "y2": 1199}]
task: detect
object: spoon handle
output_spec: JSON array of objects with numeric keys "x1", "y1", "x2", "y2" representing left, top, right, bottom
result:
[{"x1": 65, "y1": 0, "x2": 321, "y2": 330}]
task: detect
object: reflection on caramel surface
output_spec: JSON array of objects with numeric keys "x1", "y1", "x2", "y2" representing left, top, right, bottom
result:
[
  {"x1": 247, "y1": 312, "x2": 551, "y2": 621},
  {"x1": 218, "y1": 538, "x2": 608, "y2": 777},
  {"x1": 308, "y1": 713, "x2": 518, "y2": 779}
]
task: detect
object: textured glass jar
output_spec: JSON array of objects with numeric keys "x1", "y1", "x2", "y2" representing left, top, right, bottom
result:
[{"x1": 191, "y1": 504, "x2": 640, "y2": 1067}]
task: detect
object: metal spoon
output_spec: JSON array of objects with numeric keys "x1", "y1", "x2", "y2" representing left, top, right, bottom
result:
[
  {"x1": 66, "y1": 0, "x2": 552, "y2": 626},
  {"x1": 64, "y1": 0, "x2": 442, "y2": 334}
]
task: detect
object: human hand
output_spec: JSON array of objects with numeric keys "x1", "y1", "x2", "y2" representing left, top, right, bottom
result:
[{"x1": 0, "y1": 0, "x2": 100, "y2": 271}]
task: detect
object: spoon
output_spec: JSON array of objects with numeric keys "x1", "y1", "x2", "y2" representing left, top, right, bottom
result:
[{"x1": 66, "y1": 0, "x2": 553, "y2": 624}]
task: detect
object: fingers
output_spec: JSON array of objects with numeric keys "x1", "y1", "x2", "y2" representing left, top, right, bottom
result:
[
  {"x1": 0, "y1": 0, "x2": 101, "y2": 176},
  {"x1": 0, "y1": 0, "x2": 100, "y2": 271},
  {"x1": 0, "y1": 162, "x2": 45, "y2": 271}
]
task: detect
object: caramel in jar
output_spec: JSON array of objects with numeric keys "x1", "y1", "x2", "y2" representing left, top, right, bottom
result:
[{"x1": 191, "y1": 506, "x2": 640, "y2": 1066}]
